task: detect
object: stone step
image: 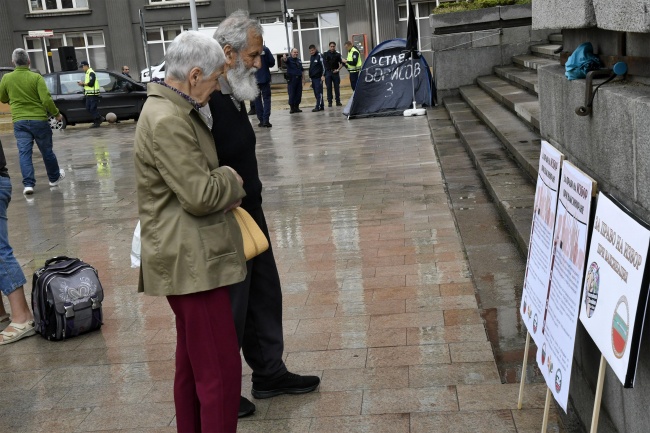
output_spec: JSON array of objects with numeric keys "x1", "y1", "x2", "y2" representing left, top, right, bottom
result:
[
  {"x1": 476, "y1": 75, "x2": 540, "y2": 130},
  {"x1": 530, "y1": 44, "x2": 562, "y2": 59},
  {"x1": 443, "y1": 96, "x2": 534, "y2": 254},
  {"x1": 494, "y1": 65, "x2": 539, "y2": 95},
  {"x1": 458, "y1": 84, "x2": 541, "y2": 182},
  {"x1": 512, "y1": 54, "x2": 558, "y2": 71},
  {"x1": 548, "y1": 33, "x2": 563, "y2": 44}
]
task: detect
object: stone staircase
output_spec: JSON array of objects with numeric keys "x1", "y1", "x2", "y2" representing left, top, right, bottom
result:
[{"x1": 431, "y1": 35, "x2": 563, "y2": 255}]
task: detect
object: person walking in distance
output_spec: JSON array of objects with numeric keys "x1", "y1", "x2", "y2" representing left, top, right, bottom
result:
[
  {"x1": 308, "y1": 44, "x2": 325, "y2": 112},
  {"x1": 254, "y1": 44, "x2": 275, "y2": 127},
  {"x1": 283, "y1": 48, "x2": 304, "y2": 113},
  {"x1": 0, "y1": 48, "x2": 65, "y2": 195},
  {"x1": 323, "y1": 41, "x2": 343, "y2": 107},
  {"x1": 210, "y1": 10, "x2": 321, "y2": 418},
  {"x1": 0, "y1": 137, "x2": 36, "y2": 345},
  {"x1": 77, "y1": 60, "x2": 102, "y2": 128},
  {"x1": 342, "y1": 41, "x2": 362, "y2": 91}
]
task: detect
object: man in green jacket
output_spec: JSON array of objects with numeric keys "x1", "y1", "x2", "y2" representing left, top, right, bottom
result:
[{"x1": 0, "y1": 48, "x2": 65, "y2": 195}]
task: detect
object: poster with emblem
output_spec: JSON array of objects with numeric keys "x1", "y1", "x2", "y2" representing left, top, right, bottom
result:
[
  {"x1": 578, "y1": 193, "x2": 650, "y2": 387},
  {"x1": 536, "y1": 161, "x2": 596, "y2": 411},
  {"x1": 521, "y1": 141, "x2": 564, "y2": 346}
]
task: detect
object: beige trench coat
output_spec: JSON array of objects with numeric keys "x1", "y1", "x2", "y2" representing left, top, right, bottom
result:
[{"x1": 134, "y1": 83, "x2": 247, "y2": 296}]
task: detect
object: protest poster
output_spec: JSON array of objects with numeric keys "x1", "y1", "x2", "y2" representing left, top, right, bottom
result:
[
  {"x1": 521, "y1": 141, "x2": 564, "y2": 345},
  {"x1": 579, "y1": 193, "x2": 650, "y2": 387},
  {"x1": 536, "y1": 161, "x2": 596, "y2": 411}
]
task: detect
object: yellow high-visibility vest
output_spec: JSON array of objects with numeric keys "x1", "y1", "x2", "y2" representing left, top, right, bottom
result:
[
  {"x1": 346, "y1": 47, "x2": 361, "y2": 73},
  {"x1": 84, "y1": 67, "x2": 100, "y2": 95}
]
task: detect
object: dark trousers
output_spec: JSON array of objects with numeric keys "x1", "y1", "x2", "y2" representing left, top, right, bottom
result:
[
  {"x1": 254, "y1": 82, "x2": 272, "y2": 124},
  {"x1": 229, "y1": 206, "x2": 287, "y2": 383},
  {"x1": 287, "y1": 75, "x2": 302, "y2": 106},
  {"x1": 85, "y1": 95, "x2": 101, "y2": 123},
  {"x1": 349, "y1": 71, "x2": 359, "y2": 91},
  {"x1": 167, "y1": 287, "x2": 241, "y2": 433},
  {"x1": 311, "y1": 78, "x2": 324, "y2": 109},
  {"x1": 325, "y1": 71, "x2": 341, "y2": 104}
]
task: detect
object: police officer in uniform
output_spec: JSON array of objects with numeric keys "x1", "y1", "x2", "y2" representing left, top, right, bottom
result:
[
  {"x1": 322, "y1": 41, "x2": 343, "y2": 107},
  {"x1": 342, "y1": 41, "x2": 362, "y2": 91},
  {"x1": 308, "y1": 44, "x2": 325, "y2": 112},
  {"x1": 282, "y1": 48, "x2": 304, "y2": 113},
  {"x1": 77, "y1": 61, "x2": 102, "y2": 128}
]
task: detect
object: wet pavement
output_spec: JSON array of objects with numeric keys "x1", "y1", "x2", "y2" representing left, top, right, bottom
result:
[{"x1": 0, "y1": 105, "x2": 559, "y2": 432}]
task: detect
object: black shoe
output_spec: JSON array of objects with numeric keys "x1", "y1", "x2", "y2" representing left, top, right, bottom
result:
[
  {"x1": 263, "y1": 122, "x2": 272, "y2": 127},
  {"x1": 251, "y1": 372, "x2": 320, "y2": 399},
  {"x1": 90, "y1": 123, "x2": 100, "y2": 128},
  {"x1": 312, "y1": 107, "x2": 320, "y2": 112},
  {"x1": 258, "y1": 122, "x2": 264, "y2": 127},
  {"x1": 247, "y1": 109, "x2": 256, "y2": 115},
  {"x1": 295, "y1": 107, "x2": 303, "y2": 113},
  {"x1": 336, "y1": 102, "x2": 343, "y2": 106},
  {"x1": 238, "y1": 396, "x2": 256, "y2": 418}
]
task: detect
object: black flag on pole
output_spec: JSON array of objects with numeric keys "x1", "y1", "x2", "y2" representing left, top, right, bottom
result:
[{"x1": 405, "y1": 0, "x2": 419, "y2": 59}]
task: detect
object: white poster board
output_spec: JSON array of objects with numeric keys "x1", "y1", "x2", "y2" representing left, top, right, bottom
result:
[
  {"x1": 579, "y1": 193, "x2": 650, "y2": 387},
  {"x1": 521, "y1": 141, "x2": 564, "y2": 345},
  {"x1": 536, "y1": 161, "x2": 596, "y2": 411}
]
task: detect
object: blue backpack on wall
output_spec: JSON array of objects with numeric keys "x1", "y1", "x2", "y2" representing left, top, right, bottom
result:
[{"x1": 565, "y1": 42, "x2": 603, "y2": 80}]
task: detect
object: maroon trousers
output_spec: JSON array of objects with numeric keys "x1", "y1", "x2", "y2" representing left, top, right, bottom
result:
[{"x1": 167, "y1": 286, "x2": 241, "y2": 433}]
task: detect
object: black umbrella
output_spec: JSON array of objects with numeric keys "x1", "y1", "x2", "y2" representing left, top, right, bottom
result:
[
  {"x1": 403, "y1": 0, "x2": 425, "y2": 116},
  {"x1": 406, "y1": 0, "x2": 419, "y2": 59}
]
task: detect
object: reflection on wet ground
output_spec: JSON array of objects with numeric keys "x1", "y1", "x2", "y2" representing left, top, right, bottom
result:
[{"x1": 0, "y1": 106, "x2": 560, "y2": 432}]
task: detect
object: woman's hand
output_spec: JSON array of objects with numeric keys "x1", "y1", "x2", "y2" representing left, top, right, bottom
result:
[
  {"x1": 223, "y1": 165, "x2": 243, "y2": 186},
  {"x1": 225, "y1": 199, "x2": 242, "y2": 212}
]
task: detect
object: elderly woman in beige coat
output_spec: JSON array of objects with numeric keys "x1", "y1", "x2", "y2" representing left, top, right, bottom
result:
[{"x1": 134, "y1": 31, "x2": 246, "y2": 433}]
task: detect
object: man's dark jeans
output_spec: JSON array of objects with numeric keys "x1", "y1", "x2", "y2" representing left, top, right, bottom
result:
[
  {"x1": 325, "y1": 71, "x2": 341, "y2": 104},
  {"x1": 254, "y1": 82, "x2": 272, "y2": 124},
  {"x1": 85, "y1": 95, "x2": 101, "y2": 124}
]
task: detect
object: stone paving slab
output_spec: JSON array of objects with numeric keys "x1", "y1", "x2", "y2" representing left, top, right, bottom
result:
[{"x1": 0, "y1": 102, "x2": 550, "y2": 432}]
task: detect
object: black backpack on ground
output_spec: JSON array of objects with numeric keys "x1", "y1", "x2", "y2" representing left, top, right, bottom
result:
[{"x1": 32, "y1": 256, "x2": 104, "y2": 341}]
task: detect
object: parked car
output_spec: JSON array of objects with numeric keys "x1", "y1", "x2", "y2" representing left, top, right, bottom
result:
[{"x1": 43, "y1": 70, "x2": 147, "y2": 129}]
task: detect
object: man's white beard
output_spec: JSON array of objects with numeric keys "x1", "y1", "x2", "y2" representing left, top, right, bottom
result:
[{"x1": 228, "y1": 57, "x2": 259, "y2": 101}]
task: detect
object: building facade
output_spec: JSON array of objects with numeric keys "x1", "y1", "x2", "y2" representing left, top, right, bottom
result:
[{"x1": 0, "y1": 0, "x2": 438, "y2": 75}]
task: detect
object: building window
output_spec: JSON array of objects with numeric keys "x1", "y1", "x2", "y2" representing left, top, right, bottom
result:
[
  {"x1": 144, "y1": 25, "x2": 186, "y2": 66},
  {"x1": 29, "y1": 0, "x2": 89, "y2": 12},
  {"x1": 24, "y1": 31, "x2": 106, "y2": 74},
  {"x1": 260, "y1": 17, "x2": 282, "y2": 24},
  {"x1": 292, "y1": 11, "x2": 341, "y2": 60},
  {"x1": 397, "y1": 2, "x2": 436, "y2": 51}
]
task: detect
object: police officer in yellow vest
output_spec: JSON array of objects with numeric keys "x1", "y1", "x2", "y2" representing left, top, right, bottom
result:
[
  {"x1": 342, "y1": 41, "x2": 362, "y2": 91},
  {"x1": 77, "y1": 60, "x2": 102, "y2": 128}
]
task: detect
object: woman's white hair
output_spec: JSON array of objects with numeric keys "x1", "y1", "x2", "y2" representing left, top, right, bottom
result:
[
  {"x1": 165, "y1": 31, "x2": 225, "y2": 81},
  {"x1": 214, "y1": 10, "x2": 263, "y2": 52},
  {"x1": 12, "y1": 48, "x2": 30, "y2": 66}
]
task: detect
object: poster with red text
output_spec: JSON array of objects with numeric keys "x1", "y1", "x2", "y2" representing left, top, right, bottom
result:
[
  {"x1": 536, "y1": 161, "x2": 596, "y2": 411},
  {"x1": 521, "y1": 141, "x2": 564, "y2": 346},
  {"x1": 579, "y1": 193, "x2": 650, "y2": 387}
]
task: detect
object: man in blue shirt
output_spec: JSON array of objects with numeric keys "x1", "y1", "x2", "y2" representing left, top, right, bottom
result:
[
  {"x1": 254, "y1": 45, "x2": 275, "y2": 127},
  {"x1": 308, "y1": 44, "x2": 325, "y2": 112},
  {"x1": 282, "y1": 48, "x2": 304, "y2": 113}
]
